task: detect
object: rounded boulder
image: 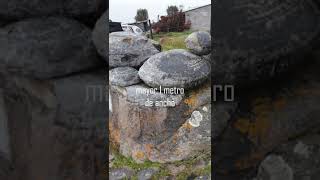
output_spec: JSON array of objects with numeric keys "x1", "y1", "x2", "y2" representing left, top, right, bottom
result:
[
  {"x1": 185, "y1": 31, "x2": 211, "y2": 55},
  {"x1": 109, "y1": 67, "x2": 141, "y2": 87},
  {"x1": 138, "y1": 49, "x2": 211, "y2": 89},
  {"x1": 109, "y1": 32, "x2": 159, "y2": 68}
]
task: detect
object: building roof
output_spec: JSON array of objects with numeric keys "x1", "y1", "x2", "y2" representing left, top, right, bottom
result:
[{"x1": 184, "y1": 4, "x2": 211, "y2": 13}]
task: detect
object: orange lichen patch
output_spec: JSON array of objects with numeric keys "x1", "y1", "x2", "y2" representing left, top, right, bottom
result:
[
  {"x1": 234, "y1": 151, "x2": 265, "y2": 170},
  {"x1": 109, "y1": 121, "x2": 120, "y2": 145},
  {"x1": 183, "y1": 84, "x2": 210, "y2": 115},
  {"x1": 122, "y1": 37, "x2": 132, "y2": 43},
  {"x1": 234, "y1": 97, "x2": 273, "y2": 145},
  {"x1": 134, "y1": 151, "x2": 145, "y2": 160},
  {"x1": 170, "y1": 132, "x2": 179, "y2": 144},
  {"x1": 144, "y1": 144, "x2": 154, "y2": 157},
  {"x1": 182, "y1": 122, "x2": 193, "y2": 130}
]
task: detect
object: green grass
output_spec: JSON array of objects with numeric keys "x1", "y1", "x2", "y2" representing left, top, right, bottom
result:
[
  {"x1": 152, "y1": 30, "x2": 193, "y2": 51},
  {"x1": 110, "y1": 148, "x2": 211, "y2": 179}
]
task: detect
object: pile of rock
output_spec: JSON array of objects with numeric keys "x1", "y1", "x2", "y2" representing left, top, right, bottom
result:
[
  {"x1": 109, "y1": 31, "x2": 212, "y2": 163},
  {"x1": 0, "y1": 3, "x2": 107, "y2": 180}
]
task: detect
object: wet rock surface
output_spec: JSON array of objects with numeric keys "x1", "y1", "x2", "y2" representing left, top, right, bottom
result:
[
  {"x1": 0, "y1": 17, "x2": 101, "y2": 79},
  {"x1": 138, "y1": 49, "x2": 211, "y2": 89},
  {"x1": 109, "y1": 32, "x2": 159, "y2": 68},
  {"x1": 109, "y1": 67, "x2": 141, "y2": 87},
  {"x1": 185, "y1": 31, "x2": 211, "y2": 55}
]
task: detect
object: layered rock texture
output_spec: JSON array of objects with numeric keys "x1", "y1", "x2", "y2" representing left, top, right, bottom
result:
[{"x1": 0, "y1": 4, "x2": 107, "y2": 180}]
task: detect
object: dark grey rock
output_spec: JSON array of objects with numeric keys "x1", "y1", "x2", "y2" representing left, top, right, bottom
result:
[
  {"x1": 256, "y1": 155, "x2": 293, "y2": 180},
  {"x1": 138, "y1": 49, "x2": 211, "y2": 89},
  {"x1": 109, "y1": 32, "x2": 159, "y2": 67},
  {"x1": 137, "y1": 168, "x2": 159, "y2": 180},
  {"x1": 0, "y1": 17, "x2": 101, "y2": 79},
  {"x1": 92, "y1": 10, "x2": 108, "y2": 61},
  {"x1": 185, "y1": 31, "x2": 211, "y2": 55},
  {"x1": 109, "y1": 67, "x2": 141, "y2": 87},
  {"x1": 0, "y1": 0, "x2": 105, "y2": 24},
  {"x1": 213, "y1": 0, "x2": 320, "y2": 85},
  {"x1": 109, "y1": 168, "x2": 134, "y2": 180}
]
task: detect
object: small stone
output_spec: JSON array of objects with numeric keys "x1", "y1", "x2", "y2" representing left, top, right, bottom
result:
[
  {"x1": 109, "y1": 67, "x2": 141, "y2": 87},
  {"x1": 256, "y1": 155, "x2": 293, "y2": 180},
  {"x1": 293, "y1": 141, "x2": 310, "y2": 158},
  {"x1": 185, "y1": 31, "x2": 211, "y2": 55},
  {"x1": 194, "y1": 176, "x2": 211, "y2": 180},
  {"x1": 138, "y1": 49, "x2": 211, "y2": 89},
  {"x1": 109, "y1": 168, "x2": 134, "y2": 180},
  {"x1": 109, "y1": 32, "x2": 159, "y2": 67},
  {"x1": 137, "y1": 168, "x2": 159, "y2": 180}
]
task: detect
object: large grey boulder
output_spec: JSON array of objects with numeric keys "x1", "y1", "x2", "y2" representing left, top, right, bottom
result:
[
  {"x1": 0, "y1": 0, "x2": 105, "y2": 25},
  {"x1": 185, "y1": 31, "x2": 211, "y2": 55},
  {"x1": 92, "y1": 10, "x2": 108, "y2": 61},
  {"x1": 0, "y1": 17, "x2": 102, "y2": 79},
  {"x1": 109, "y1": 67, "x2": 141, "y2": 87},
  {"x1": 138, "y1": 49, "x2": 211, "y2": 89},
  {"x1": 109, "y1": 32, "x2": 159, "y2": 68},
  {"x1": 213, "y1": 0, "x2": 320, "y2": 86}
]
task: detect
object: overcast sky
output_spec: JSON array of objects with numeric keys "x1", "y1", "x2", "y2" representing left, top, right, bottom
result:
[{"x1": 109, "y1": 0, "x2": 211, "y2": 23}]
